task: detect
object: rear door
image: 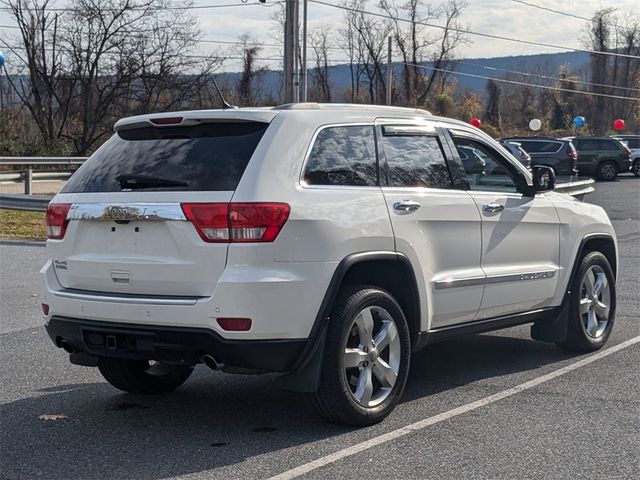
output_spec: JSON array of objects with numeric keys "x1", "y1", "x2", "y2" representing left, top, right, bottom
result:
[
  {"x1": 445, "y1": 129, "x2": 561, "y2": 319},
  {"x1": 574, "y1": 138, "x2": 598, "y2": 172},
  {"x1": 377, "y1": 120, "x2": 483, "y2": 328},
  {"x1": 49, "y1": 121, "x2": 270, "y2": 297}
]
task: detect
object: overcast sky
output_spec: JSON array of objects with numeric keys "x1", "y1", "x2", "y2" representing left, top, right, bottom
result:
[{"x1": 1, "y1": 0, "x2": 638, "y2": 71}]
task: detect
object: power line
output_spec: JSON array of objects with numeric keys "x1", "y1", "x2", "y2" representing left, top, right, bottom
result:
[
  {"x1": 0, "y1": 1, "x2": 283, "y2": 13},
  {"x1": 0, "y1": 41, "x2": 284, "y2": 62},
  {"x1": 455, "y1": 61, "x2": 640, "y2": 93},
  {"x1": 403, "y1": 61, "x2": 640, "y2": 101},
  {"x1": 508, "y1": 0, "x2": 636, "y2": 33},
  {"x1": 309, "y1": 0, "x2": 640, "y2": 60}
]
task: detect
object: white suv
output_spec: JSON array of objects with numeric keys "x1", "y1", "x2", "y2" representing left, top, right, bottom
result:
[{"x1": 41, "y1": 104, "x2": 618, "y2": 426}]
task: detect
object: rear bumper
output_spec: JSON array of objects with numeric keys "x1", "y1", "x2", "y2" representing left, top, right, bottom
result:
[{"x1": 46, "y1": 316, "x2": 307, "y2": 372}]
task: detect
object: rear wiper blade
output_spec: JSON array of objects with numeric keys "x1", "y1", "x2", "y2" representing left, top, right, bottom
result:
[{"x1": 116, "y1": 174, "x2": 188, "y2": 190}]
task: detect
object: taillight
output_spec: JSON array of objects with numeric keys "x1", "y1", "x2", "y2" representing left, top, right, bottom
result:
[
  {"x1": 45, "y1": 203, "x2": 71, "y2": 239},
  {"x1": 229, "y1": 203, "x2": 290, "y2": 242},
  {"x1": 181, "y1": 203, "x2": 290, "y2": 243},
  {"x1": 181, "y1": 203, "x2": 229, "y2": 242},
  {"x1": 624, "y1": 148, "x2": 631, "y2": 158},
  {"x1": 568, "y1": 151, "x2": 578, "y2": 160}
]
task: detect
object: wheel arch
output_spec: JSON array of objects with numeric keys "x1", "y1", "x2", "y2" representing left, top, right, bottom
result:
[
  {"x1": 532, "y1": 233, "x2": 617, "y2": 343},
  {"x1": 277, "y1": 251, "x2": 422, "y2": 393}
]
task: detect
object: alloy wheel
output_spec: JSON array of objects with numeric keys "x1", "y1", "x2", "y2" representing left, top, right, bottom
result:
[
  {"x1": 600, "y1": 163, "x2": 616, "y2": 180},
  {"x1": 579, "y1": 265, "x2": 611, "y2": 339},
  {"x1": 342, "y1": 306, "x2": 401, "y2": 407}
]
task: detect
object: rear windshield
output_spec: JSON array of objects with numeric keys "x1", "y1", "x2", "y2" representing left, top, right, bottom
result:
[{"x1": 62, "y1": 122, "x2": 269, "y2": 193}]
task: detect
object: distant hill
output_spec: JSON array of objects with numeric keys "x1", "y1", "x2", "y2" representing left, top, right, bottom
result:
[{"x1": 218, "y1": 50, "x2": 591, "y2": 99}]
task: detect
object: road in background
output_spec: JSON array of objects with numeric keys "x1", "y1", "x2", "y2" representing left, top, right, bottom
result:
[{"x1": 1, "y1": 178, "x2": 638, "y2": 479}]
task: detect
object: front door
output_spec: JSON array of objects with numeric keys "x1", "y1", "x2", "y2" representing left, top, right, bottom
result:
[
  {"x1": 446, "y1": 130, "x2": 561, "y2": 319},
  {"x1": 376, "y1": 121, "x2": 483, "y2": 329}
]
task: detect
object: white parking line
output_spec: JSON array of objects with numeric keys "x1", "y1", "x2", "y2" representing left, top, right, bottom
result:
[{"x1": 269, "y1": 336, "x2": 640, "y2": 480}]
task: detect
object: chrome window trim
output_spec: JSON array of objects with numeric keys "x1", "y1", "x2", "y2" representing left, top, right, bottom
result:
[
  {"x1": 67, "y1": 203, "x2": 186, "y2": 222},
  {"x1": 434, "y1": 269, "x2": 557, "y2": 290},
  {"x1": 54, "y1": 288, "x2": 201, "y2": 305},
  {"x1": 299, "y1": 122, "x2": 377, "y2": 189}
]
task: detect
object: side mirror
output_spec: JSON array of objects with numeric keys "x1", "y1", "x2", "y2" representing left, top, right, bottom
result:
[{"x1": 532, "y1": 165, "x2": 556, "y2": 192}]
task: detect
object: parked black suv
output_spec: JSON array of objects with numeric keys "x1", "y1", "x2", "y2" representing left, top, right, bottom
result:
[
  {"x1": 499, "y1": 136, "x2": 578, "y2": 176},
  {"x1": 572, "y1": 136, "x2": 632, "y2": 181}
]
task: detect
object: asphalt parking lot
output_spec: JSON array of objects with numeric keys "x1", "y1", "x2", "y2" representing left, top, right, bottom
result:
[{"x1": 1, "y1": 177, "x2": 638, "y2": 480}]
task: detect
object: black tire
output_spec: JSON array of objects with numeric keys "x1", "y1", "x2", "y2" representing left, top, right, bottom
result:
[
  {"x1": 556, "y1": 252, "x2": 616, "y2": 352},
  {"x1": 309, "y1": 285, "x2": 411, "y2": 426},
  {"x1": 98, "y1": 357, "x2": 194, "y2": 394},
  {"x1": 632, "y1": 159, "x2": 640, "y2": 177},
  {"x1": 596, "y1": 161, "x2": 618, "y2": 181}
]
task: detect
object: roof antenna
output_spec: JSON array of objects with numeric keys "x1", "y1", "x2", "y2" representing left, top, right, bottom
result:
[{"x1": 211, "y1": 75, "x2": 237, "y2": 110}]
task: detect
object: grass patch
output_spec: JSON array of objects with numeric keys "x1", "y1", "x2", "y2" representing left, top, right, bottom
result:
[{"x1": 0, "y1": 209, "x2": 47, "y2": 241}]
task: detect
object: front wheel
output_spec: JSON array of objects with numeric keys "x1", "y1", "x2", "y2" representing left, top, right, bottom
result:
[
  {"x1": 98, "y1": 357, "x2": 194, "y2": 394},
  {"x1": 309, "y1": 286, "x2": 411, "y2": 426},
  {"x1": 632, "y1": 159, "x2": 640, "y2": 177},
  {"x1": 556, "y1": 252, "x2": 616, "y2": 352}
]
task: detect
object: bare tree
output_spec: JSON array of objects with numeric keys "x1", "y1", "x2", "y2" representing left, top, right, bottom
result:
[
  {"x1": 349, "y1": 1, "x2": 391, "y2": 103},
  {"x1": 584, "y1": 9, "x2": 640, "y2": 134},
  {"x1": 484, "y1": 79, "x2": 500, "y2": 127},
  {"x1": 234, "y1": 34, "x2": 267, "y2": 106},
  {"x1": 309, "y1": 25, "x2": 332, "y2": 102},
  {"x1": 5, "y1": 0, "x2": 73, "y2": 151},
  {"x1": 340, "y1": 0, "x2": 367, "y2": 102}
]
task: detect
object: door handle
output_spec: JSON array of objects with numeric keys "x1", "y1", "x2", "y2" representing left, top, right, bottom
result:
[
  {"x1": 483, "y1": 202, "x2": 504, "y2": 214},
  {"x1": 393, "y1": 201, "x2": 421, "y2": 214}
]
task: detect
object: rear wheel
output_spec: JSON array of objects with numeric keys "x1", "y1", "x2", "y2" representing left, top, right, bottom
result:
[
  {"x1": 596, "y1": 161, "x2": 618, "y2": 181},
  {"x1": 632, "y1": 159, "x2": 640, "y2": 177},
  {"x1": 556, "y1": 252, "x2": 615, "y2": 352},
  {"x1": 98, "y1": 357, "x2": 194, "y2": 394},
  {"x1": 309, "y1": 286, "x2": 411, "y2": 426}
]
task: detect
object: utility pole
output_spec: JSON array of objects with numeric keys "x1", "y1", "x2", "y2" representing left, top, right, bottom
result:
[
  {"x1": 301, "y1": 0, "x2": 308, "y2": 102},
  {"x1": 386, "y1": 36, "x2": 392, "y2": 105},
  {"x1": 283, "y1": 0, "x2": 299, "y2": 103}
]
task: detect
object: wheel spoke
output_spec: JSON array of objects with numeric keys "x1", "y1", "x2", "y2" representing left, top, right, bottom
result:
[
  {"x1": 354, "y1": 367, "x2": 373, "y2": 405},
  {"x1": 372, "y1": 359, "x2": 397, "y2": 389},
  {"x1": 355, "y1": 308, "x2": 375, "y2": 348},
  {"x1": 579, "y1": 297, "x2": 591, "y2": 315},
  {"x1": 583, "y1": 270, "x2": 595, "y2": 295},
  {"x1": 585, "y1": 310, "x2": 599, "y2": 337},
  {"x1": 594, "y1": 301, "x2": 609, "y2": 319},
  {"x1": 593, "y1": 273, "x2": 608, "y2": 297},
  {"x1": 373, "y1": 320, "x2": 398, "y2": 352},
  {"x1": 344, "y1": 348, "x2": 367, "y2": 369}
]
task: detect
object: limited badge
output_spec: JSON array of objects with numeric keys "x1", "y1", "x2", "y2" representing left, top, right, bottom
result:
[{"x1": 53, "y1": 259, "x2": 68, "y2": 270}]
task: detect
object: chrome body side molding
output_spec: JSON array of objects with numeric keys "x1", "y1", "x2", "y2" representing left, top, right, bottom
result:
[{"x1": 434, "y1": 269, "x2": 556, "y2": 290}]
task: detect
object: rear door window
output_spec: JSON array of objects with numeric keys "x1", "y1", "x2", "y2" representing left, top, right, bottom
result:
[
  {"x1": 598, "y1": 140, "x2": 620, "y2": 151},
  {"x1": 577, "y1": 139, "x2": 599, "y2": 151},
  {"x1": 303, "y1": 125, "x2": 378, "y2": 186},
  {"x1": 62, "y1": 122, "x2": 269, "y2": 192},
  {"x1": 381, "y1": 129, "x2": 452, "y2": 189}
]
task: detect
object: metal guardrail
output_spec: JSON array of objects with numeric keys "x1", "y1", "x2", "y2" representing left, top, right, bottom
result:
[
  {"x1": 0, "y1": 157, "x2": 86, "y2": 194},
  {"x1": 0, "y1": 194, "x2": 52, "y2": 211},
  {"x1": 0, "y1": 171, "x2": 74, "y2": 182},
  {"x1": 553, "y1": 178, "x2": 596, "y2": 199}
]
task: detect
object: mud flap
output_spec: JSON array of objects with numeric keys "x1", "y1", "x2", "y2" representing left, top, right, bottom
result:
[
  {"x1": 277, "y1": 320, "x2": 329, "y2": 393},
  {"x1": 531, "y1": 296, "x2": 569, "y2": 343}
]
